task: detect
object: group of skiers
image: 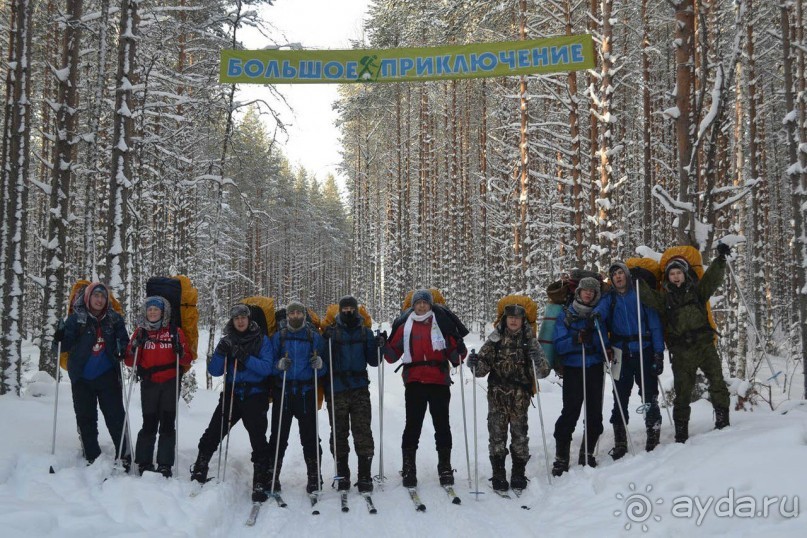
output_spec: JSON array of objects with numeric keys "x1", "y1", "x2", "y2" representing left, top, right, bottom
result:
[{"x1": 53, "y1": 241, "x2": 733, "y2": 501}]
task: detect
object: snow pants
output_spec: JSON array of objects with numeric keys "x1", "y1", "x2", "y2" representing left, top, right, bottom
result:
[
  {"x1": 487, "y1": 385, "x2": 531, "y2": 461},
  {"x1": 610, "y1": 346, "x2": 661, "y2": 427},
  {"x1": 71, "y1": 368, "x2": 130, "y2": 462},
  {"x1": 670, "y1": 342, "x2": 730, "y2": 422},
  {"x1": 268, "y1": 385, "x2": 322, "y2": 466},
  {"x1": 197, "y1": 389, "x2": 271, "y2": 463},
  {"x1": 401, "y1": 382, "x2": 452, "y2": 451},
  {"x1": 135, "y1": 378, "x2": 179, "y2": 467},
  {"x1": 553, "y1": 362, "x2": 604, "y2": 446}
]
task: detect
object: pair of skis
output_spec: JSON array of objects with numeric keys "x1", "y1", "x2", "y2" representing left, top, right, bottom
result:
[
  {"x1": 310, "y1": 490, "x2": 378, "y2": 515},
  {"x1": 245, "y1": 493, "x2": 287, "y2": 526},
  {"x1": 407, "y1": 485, "x2": 462, "y2": 512}
]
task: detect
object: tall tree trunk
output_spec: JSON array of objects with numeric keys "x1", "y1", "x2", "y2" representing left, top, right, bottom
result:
[
  {"x1": 674, "y1": 0, "x2": 695, "y2": 245},
  {"x1": 641, "y1": 0, "x2": 653, "y2": 244},
  {"x1": 39, "y1": 0, "x2": 83, "y2": 375},
  {"x1": 0, "y1": 0, "x2": 33, "y2": 395},
  {"x1": 107, "y1": 0, "x2": 139, "y2": 305}
]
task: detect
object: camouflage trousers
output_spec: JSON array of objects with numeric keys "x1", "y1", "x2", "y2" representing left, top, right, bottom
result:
[
  {"x1": 670, "y1": 342, "x2": 730, "y2": 422},
  {"x1": 487, "y1": 386, "x2": 531, "y2": 461},
  {"x1": 326, "y1": 386, "x2": 374, "y2": 459}
]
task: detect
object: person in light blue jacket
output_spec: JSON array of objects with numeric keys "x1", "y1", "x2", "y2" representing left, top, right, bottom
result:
[
  {"x1": 190, "y1": 304, "x2": 273, "y2": 503},
  {"x1": 603, "y1": 261, "x2": 666, "y2": 458},
  {"x1": 551, "y1": 277, "x2": 611, "y2": 476},
  {"x1": 266, "y1": 300, "x2": 327, "y2": 495}
]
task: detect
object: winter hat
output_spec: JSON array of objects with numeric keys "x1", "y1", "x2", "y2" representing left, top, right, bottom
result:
[
  {"x1": 412, "y1": 289, "x2": 433, "y2": 306},
  {"x1": 145, "y1": 297, "x2": 165, "y2": 312},
  {"x1": 575, "y1": 277, "x2": 601, "y2": 305},
  {"x1": 286, "y1": 300, "x2": 306, "y2": 315},
  {"x1": 230, "y1": 304, "x2": 251, "y2": 319},
  {"x1": 664, "y1": 257, "x2": 690, "y2": 279},
  {"x1": 339, "y1": 295, "x2": 359, "y2": 310},
  {"x1": 503, "y1": 303, "x2": 527, "y2": 318}
]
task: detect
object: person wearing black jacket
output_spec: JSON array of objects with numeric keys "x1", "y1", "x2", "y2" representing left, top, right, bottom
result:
[{"x1": 57, "y1": 282, "x2": 131, "y2": 469}]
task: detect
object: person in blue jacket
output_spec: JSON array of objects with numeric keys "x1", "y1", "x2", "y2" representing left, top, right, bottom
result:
[
  {"x1": 551, "y1": 277, "x2": 611, "y2": 476},
  {"x1": 56, "y1": 282, "x2": 131, "y2": 469},
  {"x1": 266, "y1": 300, "x2": 327, "y2": 495},
  {"x1": 603, "y1": 261, "x2": 666, "y2": 458},
  {"x1": 189, "y1": 304, "x2": 273, "y2": 502},
  {"x1": 322, "y1": 295, "x2": 380, "y2": 493}
]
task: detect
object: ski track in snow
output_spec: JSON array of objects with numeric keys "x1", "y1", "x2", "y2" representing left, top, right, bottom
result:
[{"x1": 0, "y1": 332, "x2": 805, "y2": 537}]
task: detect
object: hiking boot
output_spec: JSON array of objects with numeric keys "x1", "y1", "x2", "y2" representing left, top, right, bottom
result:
[
  {"x1": 305, "y1": 458, "x2": 322, "y2": 494},
  {"x1": 578, "y1": 436, "x2": 598, "y2": 468},
  {"x1": 267, "y1": 460, "x2": 282, "y2": 493},
  {"x1": 401, "y1": 448, "x2": 417, "y2": 488},
  {"x1": 356, "y1": 455, "x2": 373, "y2": 493},
  {"x1": 645, "y1": 423, "x2": 661, "y2": 452},
  {"x1": 551, "y1": 440, "x2": 570, "y2": 477},
  {"x1": 190, "y1": 451, "x2": 212, "y2": 483},
  {"x1": 120, "y1": 455, "x2": 132, "y2": 474},
  {"x1": 335, "y1": 456, "x2": 351, "y2": 491},
  {"x1": 714, "y1": 407, "x2": 730, "y2": 430},
  {"x1": 437, "y1": 448, "x2": 454, "y2": 486},
  {"x1": 252, "y1": 461, "x2": 270, "y2": 502},
  {"x1": 674, "y1": 420, "x2": 688, "y2": 443},
  {"x1": 138, "y1": 463, "x2": 155, "y2": 476},
  {"x1": 510, "y1": 456, "x2": 529, "y2": 490},
  {"x1": 490, "y1": 455, "x2": 508, "y2": 492},
  {"x1": 157, "y1": 464, "x2": 172, "y2": 478},
  {"x1": 610, "y1": 423, "x2": 628, "y2": 460}
]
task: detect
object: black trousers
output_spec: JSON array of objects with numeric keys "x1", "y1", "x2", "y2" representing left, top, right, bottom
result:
[
  {"x1": 268, "y1": 387, "x2": 322, "y2": 465},
  {"x1": 197, "y1": 389, "x2": 271, "y2": 463},
  {"x1": 610, "y1": 347, "x2": 661, "y2": 427},
  {"x1": 135, "y1": 378, "x2": 179, "y2": 466},
  {"x1": 401, "y1": 382, "x2": 452, "y2": 451},
  {"x1": 71, "y1": 368, "x2": 130, "y2": 462},
  {"x1": 553, "y1": 363, "x2": 604, "y2": 446}
]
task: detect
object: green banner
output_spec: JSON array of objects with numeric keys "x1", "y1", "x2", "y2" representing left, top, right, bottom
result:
[{"x1": 221, "y1": 34, "x2": 595, "y2": 84}]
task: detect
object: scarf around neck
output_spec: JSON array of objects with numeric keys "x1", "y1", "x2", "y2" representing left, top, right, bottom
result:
[{"x1": 402, "y1": 310, "x2": 446, "y2": 364}]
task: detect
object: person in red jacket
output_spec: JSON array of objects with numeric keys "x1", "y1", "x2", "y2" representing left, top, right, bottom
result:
[
  {"x1": 383, "y1": 289, "x2": 466, "y2": 489},
  {"x1": 125, "y1": 296, "x2": 191, "y2": 477}
]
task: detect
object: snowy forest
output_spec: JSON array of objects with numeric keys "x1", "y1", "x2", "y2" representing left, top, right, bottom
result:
[{"x1": 0, "y1": 0, "x2": 805, "y2": 401}]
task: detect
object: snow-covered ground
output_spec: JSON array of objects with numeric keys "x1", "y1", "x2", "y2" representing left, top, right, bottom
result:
[{"x1": 0, "y1": 331, "x2": 804, "y2": 537}]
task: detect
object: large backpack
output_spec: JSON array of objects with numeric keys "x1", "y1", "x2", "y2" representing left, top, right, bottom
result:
[
  {"x1": 626, "y1": 257, "x2": 662, "y2": 290},
  {"x1": 59, "y1": 280, "x2": 125, "y2": 370},
  {"x1": 545, "y1": 268, "x2": 604, "y2": 306},
  {"x1": 146, "y1": 275, "x2": 199, "y2": 364},
  {"x1": 494, "y1": 295, "x2": 539, "y2": 394},
  {"x1": 240, "y1": 296, "x2": 277, "y2": 337},
  {"x1": 401, "y1": 288, "x2": 446, "y2": 310}
]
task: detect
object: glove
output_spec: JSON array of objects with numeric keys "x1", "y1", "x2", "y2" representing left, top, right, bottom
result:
[
  {"x1": 651, "y1": 353, "x2": 664, "y2": 376},
  {"x1": 375, "y1": 330, "x2": 388, "y2": 348},
  {"x1": 554, "y1": 363, "x2": 564, "y2": 379},
  {"x1": 576, "y1": 328, "x2": 592, "y2": 345},
  {"x1": 236, "y1": 356, "x2": 249, "y2": 371},
  {"x1": 214, "y1": 337, "x2": 232, "y2": 357},
  {"x1": 605, "y1": 348, "x2": 615, "y2": 364},
  {"x1": 716, "y1": 242, "x2": 731, "y2": 257},
  {"x1": 276, "y1": 356, "x2": 291, "y2": 371},
  {"x1": 54, "y1": 319, "x2": 66, "y2": 343},
  {"x1": 310, "y1": 354, "x2": 323, "y2": 370},
  {"x1": 465, "y1": 351, "x2": 479, "y2": 371},
  {"x1": 322, "y1": 326, "x2": 335, "y2": 340},
  {"x1": 171, "y1": 332, "x2": 183, "y2": 356},
  {"x1": 456, "y1": 338, "x2": 468, "y2": 357},
  {"x1": 130, "y1": 328, "x2": 148, "y2": 350}
]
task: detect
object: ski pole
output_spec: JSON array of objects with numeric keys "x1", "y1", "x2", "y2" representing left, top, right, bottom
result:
[
  {"x1": 175, "y1": 350, "x2": 181, "y2": 478},
  {"x1": 375, "y1": 331, "x2": 386, "y2": 485},
  {"x1": 458, "y1": 357, "x2": 472, "y2": 490},
  {"x1": 270, "y1": 369, "x2": 287, "y2": 498},
  {"x1": 725, "y1": 257, "x2": 781, "y2": 389},
  {"x1": 636, "y1": 279, "x2": 648, "y2": 413},
  {"x1": 118, "y1": 346, "x2": 139, "y2": 468},
  {"x1": 327, "y1": 339, "x2": 340, "y2": 485},
  {"x1": 51, "y1": 341, "x2": 62, "y2": 458},
  {"x1": 470, "y1": 351, "x2": 481, "y2": 499},
  {"x1": 594, "y1": 319, "x2": 635, "y2": 456},
  {"x1": 221, "y1": 364, "x2": 237, "y2": 482},
  {"x1": 216, "y1": 350, "x2": 227, "y2": 482},
  {"x1": 657, "y1": 377, "x2": 674, "y2": 426},
  {"x1": 313, "y1": 352, "x2": 322, "y2": 494},
  {"x1": 581, "y1": 344, "x2": 589, "y2": 467},
  {"x1": 531, "y1": 356, "x2": 552, "y2": 485}
]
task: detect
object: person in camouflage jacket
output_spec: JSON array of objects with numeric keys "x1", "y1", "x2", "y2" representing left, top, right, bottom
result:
[
  {"x1": 467, "y1": 303, "x2": 548, "y2": 492},
  {"x1": 638, "y1": 243, "x2": 732, "y2": 443}
]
